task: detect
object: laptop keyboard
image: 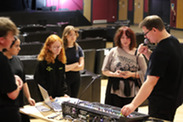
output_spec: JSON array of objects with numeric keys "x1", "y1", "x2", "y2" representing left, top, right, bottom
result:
[{"x1": 52, "y1": 101, "x2": 62, "y2": 111}]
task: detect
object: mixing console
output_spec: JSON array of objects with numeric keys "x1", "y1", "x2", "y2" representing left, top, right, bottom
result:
[{"x1": 62, "y1": 100, "x2": 149, "y2": 122}]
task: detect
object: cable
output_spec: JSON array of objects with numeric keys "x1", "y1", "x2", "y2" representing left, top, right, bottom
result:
[
  {"x1": 135, "y1": 52, "x2": 142, "y2": 88},
  {"x1": 78, "y1": 74, "x2": 101, "y2": 99}
]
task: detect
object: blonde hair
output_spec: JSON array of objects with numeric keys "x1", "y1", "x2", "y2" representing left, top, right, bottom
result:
[
  {"x1": 62, "y1": 25, "x2": 79, "y2": 49},
  {"x1": 139, "y1": 15, "x2": 165, "y2": 31},
  {"x1": 37, "y1": 34, "x2": 66, "y2": 64},
  {"x1": 0, "y1": 17, "x2": 19, "y2": 37}
]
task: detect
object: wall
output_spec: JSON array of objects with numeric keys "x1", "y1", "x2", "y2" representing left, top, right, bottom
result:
[
  {"x1": 92, "y1": 0, "x2": 108, "y2": 23},
  {"x1": 118, "y1": 0, "x2": 128, "y2": 20},
  {"x1": 92, "y1": 0, "x2": 117, "y2": 23},
  {"x1": 149, "y1": 0, "x2": 170, "y2": 24},
  {"x1": 170, "y1": 0, "x2": 177, "y2": 28},
  {"x1": 176, "y1": 0, "x2": 183, "y2": 29},
  {"x1": 107, "y1": 0, "x2": 118, "y2": 22},
  {"x1": 128, "y1": 0, "x2": 134, "y2": 24},
  {"x1": 83, "y1": 0, "x2": 91, "y2": 22},
  {"x1": 144, "y1": 0, "x2": 149, "y2": 17}
]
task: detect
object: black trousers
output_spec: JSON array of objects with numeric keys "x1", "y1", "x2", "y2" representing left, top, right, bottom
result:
[
  {"x1": 21, "y1": 113, "x2": 30, "y2": 122},
  {"x1": 0, "y1": 107, "x2": 21, "y2": 122},
  {"x1": 105, "y1": 79, "x2": 138, "y2": 111},
  {"x1": 66, "y1": 71, "x2": 80, "y2": 98},
  {"x1": 105, "y1": 94, "x2": 134, "y2": 108},
  {"x1": 105, "y1": 79, "x2": 134, "y2": 107}
]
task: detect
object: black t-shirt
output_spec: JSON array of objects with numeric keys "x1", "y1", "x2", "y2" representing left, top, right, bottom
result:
[
  {"x1": 147, "y1": 36, "x2": 183, "y2": 107},
  {"x1": 65, "y1": 45, "x2": 84, "y2": 65},
  {"x1": 9, "y1": 56, "x2": 26, "y2": 107},
  {"x1": 0, "y1": 52, "x2": 18, "y2": 107},
  {"x1": 34, "y1": 58, "x2": 68, "y2": 98}
]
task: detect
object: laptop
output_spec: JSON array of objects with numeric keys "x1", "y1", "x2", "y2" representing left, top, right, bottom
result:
[{"x1": 38, "y1": 84, "x2": 62, "y2": 112}]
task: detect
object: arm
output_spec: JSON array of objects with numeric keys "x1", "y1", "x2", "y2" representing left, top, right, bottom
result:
[
  {"x1": 120, "y1": 71, "x2": 140, "y2": 79},
  {"x1": 121, "y1": 75, "x2": 159, "y2": 116},
  {"x1": 70, "y1": 57, "x2": 84, "y2": 71},
  {"x1": 65, "y1": 57, "x2": 84, "y2": 72},
  {"x1": 23, "y1": 83, "x2": 35, "y2": 106},
  {"x1": 65, "y1": 62, "x2": 78, "y2": 72},
  {"x1": 123, "y1": 54, "x2": 148, "y2": 79},
  {"x1": 103, "y1": 68, "x2": 140, "y2": 79},
  {"x1": 7, "y1": 75, "x2": 23, "y2": 100},
  {"x1": 118, "y1": 56, "x2": 147, "y2": 79},
  {"x1": 102, "y1": 70, "x2": 125, "y2": 78}
]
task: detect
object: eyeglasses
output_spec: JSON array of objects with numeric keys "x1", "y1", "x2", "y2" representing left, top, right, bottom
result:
[{"x1": 144, "y1": 29, "x2": 152, "y2": 36}]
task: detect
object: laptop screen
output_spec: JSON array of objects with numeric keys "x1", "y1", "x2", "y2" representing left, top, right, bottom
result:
[{"x1": 38, "y1": 84, "x2": 52, "y2": 107}]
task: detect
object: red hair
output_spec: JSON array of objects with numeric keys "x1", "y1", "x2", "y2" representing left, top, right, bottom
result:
[
  {"x1": 38, "y1": 34, "x2": 66, "y2": 64},
  {"x1": 114, "y1": 26, "x2": 136, "y2": 50}
]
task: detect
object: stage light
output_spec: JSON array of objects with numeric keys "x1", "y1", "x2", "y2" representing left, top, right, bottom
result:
[{"x1": 60, "y1": 0, "x2": 67, "y2": 4}]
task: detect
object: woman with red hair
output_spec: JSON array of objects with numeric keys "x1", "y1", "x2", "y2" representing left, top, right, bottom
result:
[
  {"x1": 34, "y1": 34, "x2": 68, "y2": 99},
  {"x1": 102, "y1": 26, "x2": 147, "y2": 108}
]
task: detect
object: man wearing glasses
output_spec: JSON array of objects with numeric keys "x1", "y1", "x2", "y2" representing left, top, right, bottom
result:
[
  {"x1": 121, "y1": 15, "x2": 183, "y2": 121},
  {"x1": 0, "y1": 17, "x2": 23, "y2": 122}
]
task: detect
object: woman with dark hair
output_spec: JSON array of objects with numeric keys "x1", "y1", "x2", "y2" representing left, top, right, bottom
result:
[
  {"x1": 34, "y1": 34, "x2": 68, "y2": 99},
  {"x1": 3, "y1": 37, "x2": 35, "y2": 122},
  {"x1": 102, "y1": 26, "x2": 147, "y2": 108},
  {"x1": 62, "y1": 25, "x2": 84, "y2": 98}
]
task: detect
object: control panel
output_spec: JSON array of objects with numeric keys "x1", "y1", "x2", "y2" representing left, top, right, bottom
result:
[{"x1": 62, "y1": 101, "x2": 149, "y2": 122}]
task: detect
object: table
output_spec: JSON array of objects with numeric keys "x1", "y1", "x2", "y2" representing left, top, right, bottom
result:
[
  {"x1": 20, "y1": 102, "x2": 64, "y2": 122},
  {"x1": 20, "y1": 100, "x2": 170, "y2": 122}
]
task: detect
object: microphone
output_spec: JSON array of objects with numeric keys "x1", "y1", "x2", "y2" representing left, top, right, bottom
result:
[
  {"x1": 143, "y1": 38, "x2": 150, "y2": 46},
  {"x1": 79, "y1": 74, "x2": 101, "y2": 99},
  {"x1": 135, "y1": 38, "x2": 150, "y2": 56}
]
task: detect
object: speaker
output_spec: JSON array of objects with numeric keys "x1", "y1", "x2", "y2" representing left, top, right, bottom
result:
[
  {"x1": 19, "y1": 42, "x2": 43, "y2": 55},
  {"x1": 24, "y1": 75, "x2": 43, "y2": 104},
  {"x1": 18, "y1": 55, "x2": 38, "y2": 75},
  {"x1": 78, "y1": 37, "x2": 106, "y2": 50},
  {"x1": 78, "y1": 71, "x2": 101, "y2": 102},
  {"x1": 83, "y1": 49, "x2": 96, "y2": 73}
]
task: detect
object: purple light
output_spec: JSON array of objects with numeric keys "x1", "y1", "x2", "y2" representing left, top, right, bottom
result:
[{"x1": 46, "y1": 0, "x2": 83, "y2": 11}]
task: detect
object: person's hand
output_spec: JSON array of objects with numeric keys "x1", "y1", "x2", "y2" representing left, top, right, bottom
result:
[
  {"x1": 64, "y1": 94, "x2": 70, "y2": 98},
  {"x1": 49, "y1": 96, "x2": 53, "y2": 100},
  {"x1": 14, "y1": 75, "x2": 23, "y2": 90},
  {"x1": 137, "y1": 43, "x2": 152, "y2": 60},
  {"x1": 121, "y1": 71, "x2": 132, "y2": 79},
  {"x1": 137, "y1": 43, "x2": 148, "y2": 55},
  {"x1": 121, "y1": 103, "x2": 136, "y2": 116},
  {"x1": 114, "y1": 70, "x2": 125, "y2": 77},
  {"x1": 28, "y1": 97, "x2": 36, "y2": 106}
]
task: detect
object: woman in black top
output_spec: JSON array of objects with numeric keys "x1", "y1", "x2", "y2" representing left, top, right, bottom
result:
[
  {"x1": 3, "y1": 37, "x2": 35, "y2": 122},
  {"x1": 34, "y1": 34, "x2": 68, "y2": 99},
  {"x1": 62, "y1": 25, "x2": 84, "y2": 98}
]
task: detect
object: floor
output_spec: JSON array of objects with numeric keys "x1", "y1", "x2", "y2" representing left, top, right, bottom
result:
[{"x1": 31, "y1": 24, "x2": 183, "y2": 121}]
